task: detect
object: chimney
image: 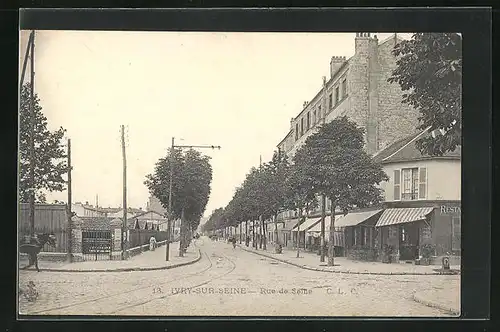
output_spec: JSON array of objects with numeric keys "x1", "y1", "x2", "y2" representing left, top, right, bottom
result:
[
  {"x1": 303, "y1": 101, "x2": 308, "y2": 108},
  {"x1": 355, "y1": 32, "x2": 373, "y2": 55},
  {"x1": 85, "y1": 201, "x2": 89, "y2": 205},
  {"x1": 330, "y1": 56, "x2": 346, "y2": 78}
]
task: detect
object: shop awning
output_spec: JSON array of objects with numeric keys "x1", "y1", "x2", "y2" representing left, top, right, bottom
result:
[
  {"x1": 291, "y1": 217, "x2": 320, "y2": 232},
  {"x1": 282, "y1": 218, "x2": 301, "y2": 231},
  {"x1": 335, "y1": 209, "x2": 383, "y2": 227},
  {"x1": 375, "y1": 207, "x2": 434, "y2": 227}
]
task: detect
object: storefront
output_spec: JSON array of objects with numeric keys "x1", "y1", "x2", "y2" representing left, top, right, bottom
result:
[{"x1": 340, "y1": 209, "x2": 383, "y2": 261}]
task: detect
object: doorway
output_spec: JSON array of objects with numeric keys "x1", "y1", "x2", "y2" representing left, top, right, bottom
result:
[{"x1": 399, "y1": 223, "x2": 419, "y2": 261}]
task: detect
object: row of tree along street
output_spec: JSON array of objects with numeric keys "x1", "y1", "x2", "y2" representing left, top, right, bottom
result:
[
  {"x1": 203, "y1": 116, "x2": 388, "y2": 266},
  {"x1": 201, "y1": 32, "x2": 462, "y2": 266},
  {"x1": 144, "y1": 148, "x2": 213, "y2": 256}
]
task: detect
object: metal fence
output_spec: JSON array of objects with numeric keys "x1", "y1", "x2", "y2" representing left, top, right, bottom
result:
[{"x1": 81, "y1": 229, "x2": 112, "y2": 261}]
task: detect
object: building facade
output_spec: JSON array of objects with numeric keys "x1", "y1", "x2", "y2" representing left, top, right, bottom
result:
[{"x1": 276, "y1": 33, "x2": 420, "y2": 222}]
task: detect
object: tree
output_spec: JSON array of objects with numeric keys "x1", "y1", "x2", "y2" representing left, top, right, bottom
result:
[
  {"x1": 287, "y1": 154, "x2": 318, "y2": 258},
  {"x1": 389, "y1": 33, "x2": 462, "y2": 156},
  {"x1": 19, "y1": 83, "x2": 68, "y2": 203},
  {"x1": 296, "y1": 116, "x2": 388, "y2": 266},
  {"x1": 258, "y1": 151, "x2": 292, "y2": 252},
  {"x1": 144, "y1": 148, "x2": 213, "y2": 256}
]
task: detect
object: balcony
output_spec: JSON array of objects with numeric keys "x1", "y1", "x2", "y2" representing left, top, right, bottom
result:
[{"x1": 401, "y1": 192, "x2": 418, "y2": 201}]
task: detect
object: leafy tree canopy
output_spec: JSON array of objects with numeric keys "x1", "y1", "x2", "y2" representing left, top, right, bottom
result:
[
  {"x1": 296, "y1": 116, "x2": 388, "y2": 213},
  {"x1": 144, "y1": 148, "x2": 213, "y2": 231},
  {"x1": 389, "y1": 33, "x2": 462, "y2": 156},
  {"x1": 19, "y1": 83, "x2": 68, "y2": 203}
]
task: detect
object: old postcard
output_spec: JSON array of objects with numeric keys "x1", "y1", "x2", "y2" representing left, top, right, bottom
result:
[{"x1": 18, "y1": 30, "x2": 461, "y2": 317}]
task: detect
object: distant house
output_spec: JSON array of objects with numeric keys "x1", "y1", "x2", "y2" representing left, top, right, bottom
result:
[
  {"x1": 132, "y1": 210, "x2": 168, "y2": 231},
  {"x1": 72, "y1": 202, "x2": 106, "y2": 218}
]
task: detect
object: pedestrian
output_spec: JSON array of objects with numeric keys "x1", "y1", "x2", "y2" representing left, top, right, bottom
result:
[{"x1": 149, "y1": 236, "x2": 157, "y2": 251}]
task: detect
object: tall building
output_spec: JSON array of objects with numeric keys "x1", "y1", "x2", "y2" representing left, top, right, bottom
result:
[
  {"x1": 276, "y1": 33, "x2": 421, "y2": 222},
  {"x1": 277, "y1": 33, "x2": 419, "y2": 160}
]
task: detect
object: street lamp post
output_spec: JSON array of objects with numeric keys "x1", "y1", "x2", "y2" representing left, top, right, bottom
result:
[{"x1": 165, "y1": 137, "x2": 221, "y2": 261}]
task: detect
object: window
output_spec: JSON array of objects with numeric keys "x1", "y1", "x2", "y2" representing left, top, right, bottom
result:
[
  {"x1": 353, "y1": 228, "x2": 358, "y2": 246},
  {"x1": 363, "y1": 227, "x2": 369, "y2": 246},
  {"x1": 313, "y1": 109, "x2": 317, "y2": 124},
  {"x1": 306, "y1": 112, "x2": 310, "y2": 130},
  {"x1": 300, "y1": 118, "x2": 304, "y2": 136},
  {"x1": 318, "y1": 105, "x2": 322, "y2": 120},
  {"x1": 400, "y1": 226, "x2": 406, "y2": 242},
  {"x1": 419, "y1": 168, "x2": 427, "y2": 199},
  {"x1": 335, "y1": 86, "x2": 340, "y2": 104},
  {"x1": 328, "y1": 93, "x2": 333, "y2": 109},
  {"x1": 393, "y1": 170, "x2": 401, "y2": 200},
  {"x1": 401, "y1": 168, "x2": 419, "y2": 200},
  {"x1": 341, "y1": 78, "x2": 347, "y2": 98},
  {"x1": 295, "y1": 123, "x2": 299, "y2": 141},
  {"x1": 452, "y1": 217, "x2": 461, "y2": 251}
]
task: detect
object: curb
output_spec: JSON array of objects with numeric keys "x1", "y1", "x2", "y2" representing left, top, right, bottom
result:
[
  {"x1": 239, "y1": 246, "x2": 458, "y2": 276},
  {"x1": 28, "y1": 249, "x2": 202, "y2": 273},
  {"x1": 412, "y1": 293, "x2": 460, "y2": 316}
]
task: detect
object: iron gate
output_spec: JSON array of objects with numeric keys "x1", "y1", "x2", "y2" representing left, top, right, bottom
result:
[{"x1": 81, "y1": 229, "x2": 112, "y2": 261}]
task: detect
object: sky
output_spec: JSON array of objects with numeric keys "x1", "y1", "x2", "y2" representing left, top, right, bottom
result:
[{"x1": 19, "y1": 31, "x2": 411, "y2": 217}]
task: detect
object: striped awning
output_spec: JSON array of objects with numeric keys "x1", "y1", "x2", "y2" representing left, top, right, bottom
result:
[
  {"x1": 282, "y1": 218, "x2": 301, "y2": 231},
  {"x1": 375, "y1": 207, "x2": 434, "y2": 227},
  {"x1": 335, "y1": 209, "x2": 383, "y2": 227},
  {"x1": 292, "y1": 217, "x2": 320, "y2": 232}
]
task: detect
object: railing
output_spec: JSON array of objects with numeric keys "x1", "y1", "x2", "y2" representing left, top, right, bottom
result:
[{"x1": 401, "y1": 192, "x2": 418, "y2": 201}]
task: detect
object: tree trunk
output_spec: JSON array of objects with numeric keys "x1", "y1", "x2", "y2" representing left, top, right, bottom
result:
[
  {"x1": 263, "y1": 220, "x2": 267, "y2": 250},
  {"x1": 239, "y1": 222, "x2": 242, "y2": 244},
  {"x1": 297, "y1": 209, "x2": 303, "y2": 258},
  {"x1": 320, "y1": 195, "x2": 326, "y2": 262},
  {"x1": 245, "y1": 220, "x2": 249, "y2": 247},
  {"x1": 259, "y1": 216, "x2": 263, "y2": 249},
  {"x1": 179, "y1": 208, "x2": 185, "y2": 257},
  {"x1": 252, "y1": 220, "x2": 256, "y2": 249},
  {"x1": 274, "y1": 214, "x2": 279, "y2": 245},
  {"x1": 328, "y1": 203, "x2": 336, "y2": 266}
]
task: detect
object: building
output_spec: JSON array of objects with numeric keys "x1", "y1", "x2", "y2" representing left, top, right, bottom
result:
[
  {"x1": 146, "y1": 195, "x2": 167, "y2": 215},
  {"x1": 276, "y1": 32, "x2": 420, "y2": 223},
  {"x1": 72, "y1": 202, "x2": 106, "y2": 218},
  {"x1": 326, "y1": 129, "x2": 461, "y2": 263},
  {"x1": 374, "y1": 129, "x2": 461, "y2": 263}
]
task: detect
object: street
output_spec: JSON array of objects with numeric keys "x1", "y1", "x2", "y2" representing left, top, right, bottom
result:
[{"x1": 19, "y1": 237, "x2": 457, "y2": 317}]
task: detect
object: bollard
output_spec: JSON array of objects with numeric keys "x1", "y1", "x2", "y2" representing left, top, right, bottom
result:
[{"x1": 442, "y1": 256, "x2": 450, "y2": 270}]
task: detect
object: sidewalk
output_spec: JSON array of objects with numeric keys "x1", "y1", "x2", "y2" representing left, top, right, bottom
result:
[
  {"x1": 239, "y1": 243, "x2": 461, "y2": 275},
  {"x1": 19, "y1": 241, "x2": 201, "y2": 272},
  {"x1": 412, "y1": 279, "x2": 461, "y2": 315}
]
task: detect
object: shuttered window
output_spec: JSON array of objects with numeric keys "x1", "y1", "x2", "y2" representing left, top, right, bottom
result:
[
  {"x1": 419, "y1": 167, "x2": 427, "y2": 199},
  {"x1": 394, "y1": 169, "x2": 401, "y2": 200}
]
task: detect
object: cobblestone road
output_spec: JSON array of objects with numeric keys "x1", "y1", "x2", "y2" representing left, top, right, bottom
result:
[{"x1": 19, "y1": 237, "x2": 459, "y2": 317}]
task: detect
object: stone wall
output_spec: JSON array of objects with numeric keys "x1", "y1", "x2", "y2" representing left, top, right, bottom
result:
[{"x1": 376, "y1": 36, "x2": 420, "y2": 151}]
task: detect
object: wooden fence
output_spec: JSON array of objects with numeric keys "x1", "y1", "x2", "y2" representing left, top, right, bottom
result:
[
  {"x1": 129, "y1": 229, "x2": 168, "y2": 248},
  {"x1": 18, "y1": 203, "x2": 69, "y2": 253}
]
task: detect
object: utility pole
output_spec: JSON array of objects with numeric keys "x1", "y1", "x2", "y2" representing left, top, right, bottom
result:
[
  {"x1": 67, "y1": 139, "x2": 72, "y2": 262},
  {"x1": 20, "y1": 31, "x2": 34, "y2": 91},
  {"x1": 29, "y1": 30, "x2": 36, "y2": 238},
  {"x1": 121, "y1": 125, "x2": 128, "y2": 260}
]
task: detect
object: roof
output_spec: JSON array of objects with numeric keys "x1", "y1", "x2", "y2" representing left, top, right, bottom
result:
[
  {"x1": 374, "y1": 129, "x2": 461, "y2": 164},
  {"x1": 77, "y1": 216, "x2": 123, "y2": 230},
  {"x1": 134, "y1": 210, "x2": 167, "y2": 219},
  {"x1": 277, "y1": 129, "x2": 294, "y2": 148}
]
